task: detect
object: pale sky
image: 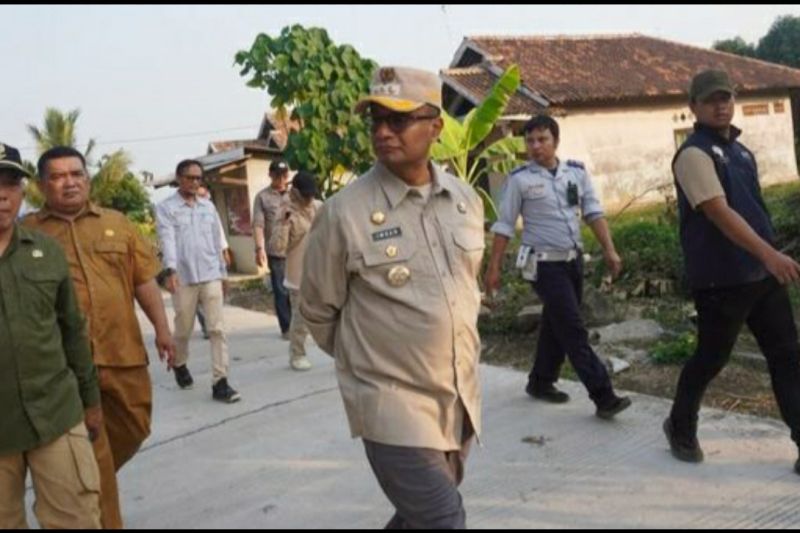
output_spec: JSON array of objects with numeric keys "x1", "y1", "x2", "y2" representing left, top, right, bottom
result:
[{"x1": 2, "y1": 4, "x2": 799, "y2": 180}]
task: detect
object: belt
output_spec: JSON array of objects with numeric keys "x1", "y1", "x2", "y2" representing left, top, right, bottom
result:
[{"x1": 534, "y1": 249, "x2": 578, "y2": 262}]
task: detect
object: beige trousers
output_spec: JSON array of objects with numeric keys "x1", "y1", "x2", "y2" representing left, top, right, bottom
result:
[
  {"x1": 173, "y1": 280, "x2": 229, "y2": 384},
  {"x1": 0, "y1": 423, "x2": 101, "y2": 529}
]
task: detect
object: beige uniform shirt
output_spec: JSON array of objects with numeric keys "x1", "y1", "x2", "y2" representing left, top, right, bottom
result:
[
  {"x1": 269, "y1": 198, "x2": 323, "y2": 290},
  {"x1": 300, "y1": 162, "x2": 485, "y2": 451},
  {"x1": 252, "y1": 186, "x2": 289, "y2": 257},
  {"x1": 674, "y1": 147, "x2": 725, "y2": 209}
]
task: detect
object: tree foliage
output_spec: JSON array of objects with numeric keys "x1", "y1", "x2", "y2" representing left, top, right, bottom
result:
[{"x1": 236, "y1": 25, "x2": 377, "y2": 197}]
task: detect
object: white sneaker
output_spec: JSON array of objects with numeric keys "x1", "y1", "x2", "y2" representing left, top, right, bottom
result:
[{"x1": 290, "y1": 356, "x2": 312, "y2": 371}]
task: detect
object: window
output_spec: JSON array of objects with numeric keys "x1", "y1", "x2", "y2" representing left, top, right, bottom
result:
[
  {"x1": 742, "y1": 103, "x2": 769, "y2": 116},
  {"x1": 774, "y1": 101, "x2": 786, "y2": 113}
]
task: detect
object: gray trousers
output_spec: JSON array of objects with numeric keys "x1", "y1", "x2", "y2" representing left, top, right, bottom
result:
[{"x1": 363, "y1": 430, "x2": 473, "y2": 529}]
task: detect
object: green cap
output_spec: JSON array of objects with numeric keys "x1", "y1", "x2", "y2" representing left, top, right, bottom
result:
[{"x1": 690, "y1": 69, "x2": 735, "y2": 102}]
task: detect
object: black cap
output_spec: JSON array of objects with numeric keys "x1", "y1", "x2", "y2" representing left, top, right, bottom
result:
[
  {"x1": 0, "y1": 143, "x2": 30, "y2": 179},
  {"x1": 291, "y1": 171, "x2": 318, "y2": 198},
  {"x1": 269, "y1": 159, "x2": 289, "y2": 174}
]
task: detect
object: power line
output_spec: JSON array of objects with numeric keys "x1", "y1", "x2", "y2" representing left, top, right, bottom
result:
[{"x1": 17, "y1": 124, "x2": 261, "y2": 152}]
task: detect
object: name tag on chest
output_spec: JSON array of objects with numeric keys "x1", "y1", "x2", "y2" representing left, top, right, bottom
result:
[
  {"x1": 528, "y1": 183, "x2": 547, "y2": 198},
  {"x1": 372, "y1": 227, "x2": 402, "y2": 241}
]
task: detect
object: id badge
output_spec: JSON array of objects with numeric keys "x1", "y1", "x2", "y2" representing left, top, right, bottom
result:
[{"x1": 521, "y1": 254, "x2": 538, "y2": 281}]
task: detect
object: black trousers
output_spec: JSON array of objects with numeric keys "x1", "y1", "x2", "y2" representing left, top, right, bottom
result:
[
  {"x1": 528, "y1": 258, "x2": 615, "y2": 404},
  {"x1": 670, "y1": 277, "x2": 800, "y2": 444}
]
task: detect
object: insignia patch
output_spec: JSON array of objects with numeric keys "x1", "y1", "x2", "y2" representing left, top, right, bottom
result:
[
  {"x1": 386, "y1": 265, "x2": 411, "y2": 287},
  {"x1": 566, "y1": 159, "x2": 585, "y2": 170},
  {"x1": 370, "y1": 211, "x2": 386, "y2": 225},
  {"x1": 32, "y1": 249, "x2": 44, "y2": 259},
  {"x1": 711, "y1": 145, "x2": 728, "y2": 164},
  {"x1": 372, "y1": 227, "x2": 402, "y2": 242}
]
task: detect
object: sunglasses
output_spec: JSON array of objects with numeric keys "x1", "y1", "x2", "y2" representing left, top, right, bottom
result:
[{"x1": 366, "y1": 111, "x2": 440, "y2": 134}]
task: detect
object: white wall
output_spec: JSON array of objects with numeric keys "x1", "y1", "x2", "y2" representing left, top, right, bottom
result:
[{"x1": 555, "y1": 95, "x2": 798, "y2": 211}]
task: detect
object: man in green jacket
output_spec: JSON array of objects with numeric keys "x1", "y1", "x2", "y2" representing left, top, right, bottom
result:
[{"x1": 0, "y1": 143, "x2": 103, "y2": 529}]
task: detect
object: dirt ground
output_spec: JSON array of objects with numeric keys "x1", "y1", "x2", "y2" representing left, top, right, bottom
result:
[
  {"x1": 480, "y1": 332, "x2": 781, "y2": 420},
  {"x1": 226, "y1": 281, "x2": 783, "y2": 421}
]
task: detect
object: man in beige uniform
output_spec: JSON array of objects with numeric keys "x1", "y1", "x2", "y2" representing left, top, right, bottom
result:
[
  {"x1": 301, "y1": 66, "x2": 485, "y2": 528},
  {"x1": 269, "y1": 170, "x2": 323, "y2": 371}
]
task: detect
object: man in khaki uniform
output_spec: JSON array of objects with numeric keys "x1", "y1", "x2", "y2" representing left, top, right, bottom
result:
[
  {"x1": 0, "y1": 143, "x2": 102, "y2": 529},
  {"x1": 301, "y1": 66, "x2": 485, "y2": 528},
  {"x1": 23, "y1": 146, "x2": 176, "y2": 528},
  {"x1": 269, "y1": 171, "x2": 323, "y2": 371}
]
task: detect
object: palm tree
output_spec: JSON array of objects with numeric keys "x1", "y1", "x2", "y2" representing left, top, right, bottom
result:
[{"x1": 27, "y1": 107, "x2": 96, "y2": 160}]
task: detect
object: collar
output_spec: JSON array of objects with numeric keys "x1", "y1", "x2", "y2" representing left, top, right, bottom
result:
[
  {"x1": 36, "y1": 202, "x2": 102, "y2": 222},
  {"x1": 694, "y1": 122, "x2": 742, "y2": 145},
  {"x1": 375, "y1": 161, "x2": 451, "y2": 209}
]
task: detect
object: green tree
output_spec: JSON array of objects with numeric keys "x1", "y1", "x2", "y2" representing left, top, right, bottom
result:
[
  {"x1": 26, "y1": 107, "x2": 96, "y2": 160},
  {"x1": 430, "y1": 65, "x2": 526, "y2": 221},
  {"x1": 757, "y1": 15, "x2": 800, "y2": 68},
  {"x1": 90, "y1": 150, "x2": 150, "y2": 221},
  {"x1": 235, "y1": 24, "x2": 376, "y2": 197},
  {"x1": 712, "y1": 37, "x2": 757, "y2": 58}
]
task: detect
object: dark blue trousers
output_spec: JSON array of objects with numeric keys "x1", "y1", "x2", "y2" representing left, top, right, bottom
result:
[
  {"x1": 528, "y1": 258, "x2": 615, "y2": 404},
  {"x1": 267, "y1": 255, "x2": 292, "y2": 334}
]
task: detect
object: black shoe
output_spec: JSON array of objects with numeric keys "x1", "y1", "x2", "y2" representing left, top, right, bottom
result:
[
  {"x1": 663, "y1": 417, "x2": 704, "y2": 463},
  {"x1": 526, "y1": 382, "x2": 570, "y2": 404},
  {"x1": 212, "y1": 378, "x2": 241, "y2": 404},
  {"x1": 174, "y1": 365, "x2": 194, "y2": 389},
  {"x1": 595, "y1": 395, "x2": 632, "y2": 420}
]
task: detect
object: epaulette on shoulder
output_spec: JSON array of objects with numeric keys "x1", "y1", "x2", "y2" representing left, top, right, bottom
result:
[
  {"x1": 566, "y1": 159, "x2": 585, "y2": 170},
  {"x1": 509, "y1": 164, "x2": 529, "y2": 176}
]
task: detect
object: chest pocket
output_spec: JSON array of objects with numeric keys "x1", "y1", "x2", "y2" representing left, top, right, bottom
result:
[
  {"x1": 523, "y1": 182, "x2": 548, "y2": 201},
  {"x1": 21, "y1": 265, "x2": 62, "y2": 316},
  {"x1": 451, "y1": 230, "x2": 485, "y2": 280},
  {"x1": 357, "y1": 239, "x2": 420, "y2": 289},
  {"x1": 95, "y1": 240, "x2": 128, "y2": 271}
]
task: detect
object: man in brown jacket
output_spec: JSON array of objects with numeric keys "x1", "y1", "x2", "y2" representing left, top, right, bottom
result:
[
  {"x1": 301, "y1": 66, "x2": 485, "y2": 528},
  {"x1": 24, "y1": 146, "x2": 175, "y2": 528}
]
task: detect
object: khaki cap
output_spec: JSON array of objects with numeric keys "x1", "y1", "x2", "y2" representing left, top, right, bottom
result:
[
  {"x1": 355, "y1": 66, "x2": 442, "y2": 114},
  {"x1": 690, "y1": 69, "x2": 736, "y2": 102}
]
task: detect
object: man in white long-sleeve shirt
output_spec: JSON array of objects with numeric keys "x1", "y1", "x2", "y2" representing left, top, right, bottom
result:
[{"x1": 156, "y1": 159, "x2": 240, "y2": 403}]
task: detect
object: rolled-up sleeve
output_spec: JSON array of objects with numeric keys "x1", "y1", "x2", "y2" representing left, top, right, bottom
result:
[
  {"x1": 490, "y1": 175, "x2": 523, "y2": 237},
  {"x1": 581, "y1": 170, "x2": 605, "y2": 223},
  {"x1": 155, "y1": 201, "x2": 178, "y2": 271},
  {"x1": 252, "y1": 194, "x2": 265, "y2": 229},
  {"x1": 299, "y1": 201, "x2": 348, "y2": 356}
]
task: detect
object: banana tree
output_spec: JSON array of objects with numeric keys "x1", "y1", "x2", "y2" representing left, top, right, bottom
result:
[{"x1": 431, "y1": 64, "x2": 527, "y2": 221}]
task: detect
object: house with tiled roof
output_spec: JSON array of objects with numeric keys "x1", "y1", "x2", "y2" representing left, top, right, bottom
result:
[{"x1": 443, "y1": 34, "x2": 800, "y2": 208}]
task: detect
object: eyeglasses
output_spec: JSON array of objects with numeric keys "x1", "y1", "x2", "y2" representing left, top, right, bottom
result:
[{"x1": 366, "y1": 112, "x2": 440, "y2": 134}]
